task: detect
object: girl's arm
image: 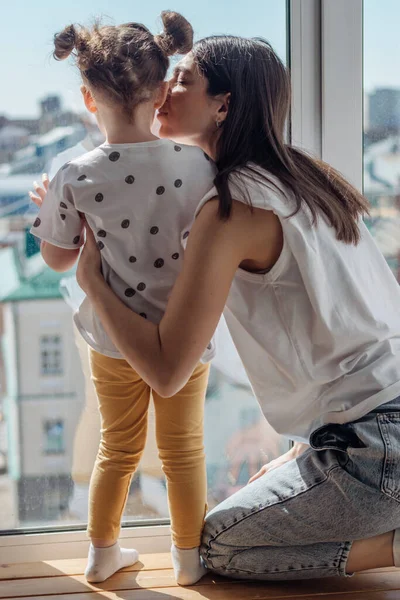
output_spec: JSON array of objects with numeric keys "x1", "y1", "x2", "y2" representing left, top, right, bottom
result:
[
  {"x1": 78, "y1": 198, "x2": 279, "y2": 396},
  {"x1": 30, "y1": 172, "x2": 83, "y2": 273},
  {"x1": 41, "y1": 241, "x2": 80, "y2": 272}
]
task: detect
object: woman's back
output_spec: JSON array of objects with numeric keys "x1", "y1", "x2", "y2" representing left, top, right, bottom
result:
[{"x1": 199, "y1": 171, "x2": 400, "y2": 441}]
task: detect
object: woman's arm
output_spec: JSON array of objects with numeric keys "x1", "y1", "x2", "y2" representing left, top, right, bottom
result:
[{"x1": 78, "y1": 198, "x2": 279, "y2": 396}]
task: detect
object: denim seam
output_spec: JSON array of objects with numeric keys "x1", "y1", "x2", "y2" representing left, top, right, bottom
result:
[
  {"x1": 216, "y1": 563, "x2": 340, "y2": 575},
  {"x1": 207, "y1": 539, "x2": 353, "y2": 578},
  {"x1": 377, "y1": 413, "x2": 400, "y2": 502},
  {"x1": 337, "y1": 540, "x2": 353, "y2": 577},
  {"x1": 214, "y1": 539, "x2": 351, "y2": 576}
]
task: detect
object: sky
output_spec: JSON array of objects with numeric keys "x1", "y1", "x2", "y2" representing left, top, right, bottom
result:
[{"x1": 0, "y1": 0, "x2": 398, "y2": 119}]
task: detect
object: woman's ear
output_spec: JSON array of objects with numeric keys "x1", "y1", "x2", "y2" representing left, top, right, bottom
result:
[
  {"x1": 81, "y1": 85, "x2": 97, "y2": 114},
  {"x1": 215, "y1": 92, "x2": 231, "y2": 126},
  {"x1": 154, "y1": 81, "x2": 169, "y2": 110}
]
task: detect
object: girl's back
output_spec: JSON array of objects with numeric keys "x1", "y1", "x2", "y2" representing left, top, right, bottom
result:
[{"x1": 33, "y1": 139, "x2": 215, "y2": 356}]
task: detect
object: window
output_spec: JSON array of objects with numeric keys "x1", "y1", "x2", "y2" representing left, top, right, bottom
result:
[
  {"x1": 0, "y1": 0, "x2": 288, "y2": 536},
  {"x1": 43, "y1": 420, "x2": 65, "y2": 455},
  {"x1": 40, "y1": 335, "x2": 63, "y2": 376},
  {"x1": 364, "y1": 0, "x2": 400, "y2": 280}
]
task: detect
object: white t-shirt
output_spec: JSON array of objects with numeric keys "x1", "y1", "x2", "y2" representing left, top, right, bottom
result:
[
  {"x1": 197, "y1": 168, "x2": 400, "y2": 442},
  {"x1": 31, "y1": 138, "x2": 216, "y2": 360}
]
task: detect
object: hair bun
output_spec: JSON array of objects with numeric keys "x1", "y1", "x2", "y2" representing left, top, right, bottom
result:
[
  {"x1": 154, "y1": 11, "x2": 193, "y2": 57},
  {"x1": 53, "y1": 24, "x2": 77, "y2": 61}
]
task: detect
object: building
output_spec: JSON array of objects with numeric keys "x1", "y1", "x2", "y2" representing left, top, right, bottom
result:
[
  {"x1": 368, "y1": 88, "x2": 400, "y2": 134},
  {"x1": 0, "y1": 94, "x2": 88, "y2": 167},
  {"x1": 364, "y1": 135, "x2": 400, "y2": 280},
  {"x1": 0, "y1": 248, "x2": 84, "y2": 525}
]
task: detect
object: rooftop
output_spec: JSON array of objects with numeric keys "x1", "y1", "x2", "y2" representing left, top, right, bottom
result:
[{"x1": 0, "y1": 246, "x2": 71, "y2": 302}]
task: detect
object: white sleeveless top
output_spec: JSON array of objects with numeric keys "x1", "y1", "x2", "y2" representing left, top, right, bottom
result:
[{"x1": 197, "y1": 169, "x2": 400, "y2": 442}]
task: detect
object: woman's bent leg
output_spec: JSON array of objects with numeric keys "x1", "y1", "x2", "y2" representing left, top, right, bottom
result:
[{"x1": 201, "y1": 401, "x2": 400, "y2": 580}]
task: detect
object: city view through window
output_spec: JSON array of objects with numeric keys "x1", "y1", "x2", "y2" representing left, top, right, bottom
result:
[
  {"x1": 0, "y1": 1, "x2": 287, "y2": 532},
  {"x1": 363, "y1": 0, "x2": 400, "y2": 281}
]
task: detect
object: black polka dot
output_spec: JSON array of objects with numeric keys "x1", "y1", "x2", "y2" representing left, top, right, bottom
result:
[
  {"x1": 77, "y1": 174, "x2": 87, "y2": 181},
  {"x1": 33, "y1": 217, "x2": 41, "y2": 227},
  {"x1": 97, "y1": 241, "x2": 104, "y2": 250},
  {"x1": 171, "y1": 252, "x2": 179, "y2": 260},
  {"x1": 174, "y1": 145, "x2": 182, "y2": 152},
  {"x1": 60, "y1": 214, "x2": 66, "y2": 221},
  {"x1": 207, "y1": 343, "x2": 212, "y2": 350},
  {"x1": 60, "y1": 201, "x2": 68, "y2": 209},
  {"x1": 154, "y1": 258, "x2": 164, "y2": 268},
  {"x1": 183, "y1": 231, "x2": 189, "y2": 239},
  {"x1": 174, "y1": 179, "x2": 182, "y2": 188},
  {"x1": 98, "y1": 230, "x2": 106, "y2": 238},
  {"x1": 204, "y1": 152, "x2": 210, "y2": 161},
  {"x1": 61, "y1": 162, "x2": 70, "y2": 170},
  {"x1": 95, "y1": 193, "x2": 104, "y2": 202},
  {"x1": 125, "y1": 288, "x2": 136, "y2": 298},
  {"x1": 137, "y1": 282, "x2": 146, "y2": 291},
  {"x1": 73, "y1": 235, "x2": 81, "y2": 245},
  {"x1": 129, "y1": 256, "x2": 137, "y2": 263},
  {"x1": 140, "y1": 313, "x2": 147, "y2": 319},
  {"x1": 121, "y1": 219, "x2": 130, "y2": 229},
  {"x1": 156, "y1": 186, "x2": 165, "y2": 195},
  {"x1": 125, "y1": 175, "x2": 135, "y2": 184},
  {"x1": 109, "y1": 151, "x2": 120, "y2": 162},
  {"x1": 150, "y1": 226, "x2": 159, "y2": 235}
]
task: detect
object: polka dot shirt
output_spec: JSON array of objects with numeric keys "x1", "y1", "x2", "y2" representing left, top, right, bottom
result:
[{"x1": 31, "y1": 139, "x2": 216, "y2": 359}]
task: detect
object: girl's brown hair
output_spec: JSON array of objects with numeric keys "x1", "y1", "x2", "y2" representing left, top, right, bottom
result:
[
  {"x1": 193, "y1": 36, "x2": 369, "y2": 244},
  {"x1": 53, "y1": 11, "x2": 193, "y2": 121}
]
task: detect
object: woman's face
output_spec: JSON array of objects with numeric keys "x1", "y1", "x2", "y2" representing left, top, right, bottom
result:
[{"x1": 157, "y1": 53, "x2": 223, "y2": 156}]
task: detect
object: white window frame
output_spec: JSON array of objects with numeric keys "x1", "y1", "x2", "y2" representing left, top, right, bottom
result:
[
  {"x1": 0, "y1": 0, "x2": 364, "y2": 562},
  {"x1": 321, "y1": 0, "x2": 363, "y2": 190}
]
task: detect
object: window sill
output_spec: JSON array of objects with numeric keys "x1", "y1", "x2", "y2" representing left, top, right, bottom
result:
[{"x1": 0, "y1": 524, "x2": 171, "y2": 563}]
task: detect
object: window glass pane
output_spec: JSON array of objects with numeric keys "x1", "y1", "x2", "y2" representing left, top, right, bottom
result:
[
  {"x1": 364, "y1": 0, "x2": 400, "y2": 281},
  {"x1": 0, "y1": 1, "x2": 287, "y2": 532}
]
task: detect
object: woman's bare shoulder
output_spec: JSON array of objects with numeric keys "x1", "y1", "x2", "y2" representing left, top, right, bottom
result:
[{"x1": 197, "y1": 197, "x2": 283, "y2": 271}]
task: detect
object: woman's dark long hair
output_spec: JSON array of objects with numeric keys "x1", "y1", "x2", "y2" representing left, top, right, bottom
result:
[{"x1": 192, "y1": 36, "x2": 369, "y2": 244}]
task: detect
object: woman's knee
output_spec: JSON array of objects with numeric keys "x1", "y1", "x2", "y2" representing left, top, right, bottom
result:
[{"x1": 200, "y1": 509, "x2": 236, "y2": 572}]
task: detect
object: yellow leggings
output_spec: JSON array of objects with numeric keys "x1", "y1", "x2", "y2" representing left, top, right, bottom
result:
[{"x1": 88, "y1": 349, "x2": 209, "y2": 548}]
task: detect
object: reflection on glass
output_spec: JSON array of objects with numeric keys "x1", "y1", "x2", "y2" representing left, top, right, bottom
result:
[
  {"x1": 364, "y1": 0, "x2": 400, "y2": 281},
  {"x1": 0, "y1": 1, "x2": 287, "y2": 531}
]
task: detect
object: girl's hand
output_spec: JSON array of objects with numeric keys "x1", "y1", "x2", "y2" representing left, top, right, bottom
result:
[
  {"x1": 248, "y1": 442, "x2": 309, "y2": 484},
  {"x1": 29, "y1": 173, "x2": 49, "y2": 208},
  {"x1": 76, "y1": 221, "x2": 103, "y2": 294}
]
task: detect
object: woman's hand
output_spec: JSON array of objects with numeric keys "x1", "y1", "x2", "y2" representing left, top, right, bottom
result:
[
  {"x1": 76, "y1": 222, "x2": 103, "y2": 293},
  {"x1": 29, "y1": 173, "x2": 49, "y2": 208},
  {"x1": 248, "y1": 442, "x2": 309, "y2": 484}
]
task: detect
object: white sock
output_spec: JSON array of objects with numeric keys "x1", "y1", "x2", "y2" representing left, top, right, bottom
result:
[
  {"x1": 393, "y1": 529, "x2": 400, "y2": 567},
  {"x1": 171, "y1": 544, "x2": 207, "y2": 586},
  {"x1": 85, "y1": 542, "x2": 139, "y2": 583}
]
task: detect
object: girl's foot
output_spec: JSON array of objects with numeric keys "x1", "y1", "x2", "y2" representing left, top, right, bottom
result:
[
  {"x1": 171, "y1": 544, "x2": 207, "y2": 586},
  {"x1": 85, "y1": 541, "x2": 139, "y2": 583}
]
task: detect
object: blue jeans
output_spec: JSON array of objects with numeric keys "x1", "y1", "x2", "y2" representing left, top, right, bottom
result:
[{"x1": 201, "y1": 397, "x2": 400, "y2": 580}]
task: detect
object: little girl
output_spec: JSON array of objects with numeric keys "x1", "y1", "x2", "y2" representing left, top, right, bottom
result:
[{"x1": 30, "y1": 11, "x2": 215, "y2": 586}]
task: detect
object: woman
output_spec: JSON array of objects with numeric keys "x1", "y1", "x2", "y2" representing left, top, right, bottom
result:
[{"x1": 76, "y1": 35, "x2": 400, "y2": 580}]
